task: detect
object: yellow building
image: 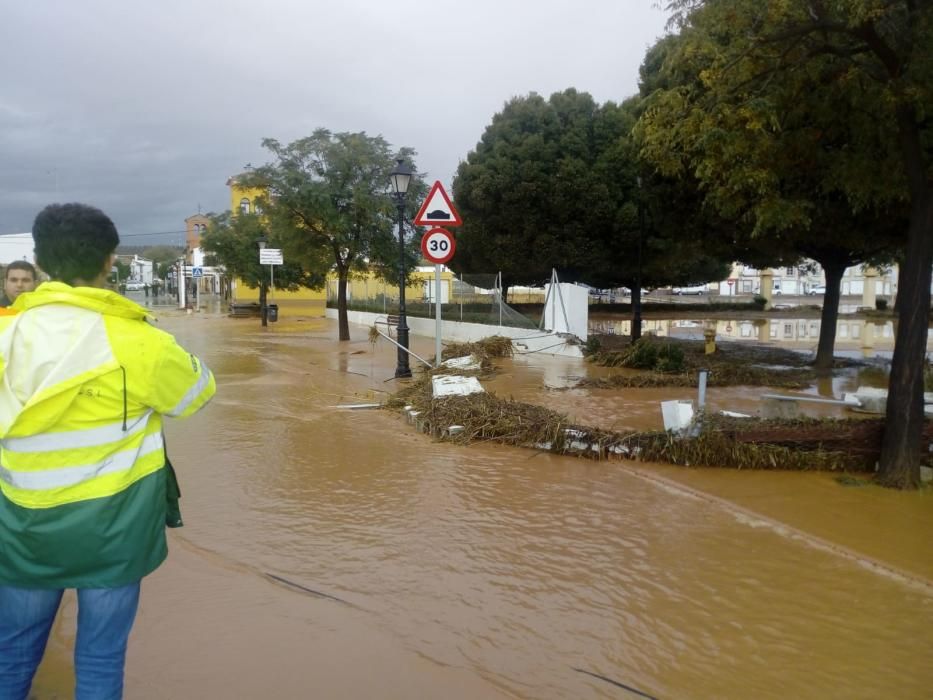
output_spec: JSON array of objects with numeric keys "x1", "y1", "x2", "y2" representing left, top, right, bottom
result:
[
  {"x1": 327, "y1": 267, "x2": 455, "y2": 308},
  {"x1": 226, "y1": 173, "x2": 326, "y2": 314},
  {"x1": 226, "y1": 174, "x2": 267, "y2": 217}
]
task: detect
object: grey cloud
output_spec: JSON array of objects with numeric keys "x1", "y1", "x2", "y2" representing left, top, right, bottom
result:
[{"x1": 0, "y1": 0, "x2": 667, "y2": 246}]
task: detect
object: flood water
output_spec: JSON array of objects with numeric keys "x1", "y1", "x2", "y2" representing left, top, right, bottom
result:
[{"x1": 33, "y1": 311, "x2": 933, "y2": 699}]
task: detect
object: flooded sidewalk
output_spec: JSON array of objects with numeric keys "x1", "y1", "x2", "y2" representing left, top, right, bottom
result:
[{"x1": 33, "y1": 312, "x2": 933, "y2": 699}]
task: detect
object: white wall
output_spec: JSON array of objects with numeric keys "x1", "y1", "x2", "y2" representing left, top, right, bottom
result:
[{"x1": 326, "y1": 308, "x2": 584, "y2": 358}]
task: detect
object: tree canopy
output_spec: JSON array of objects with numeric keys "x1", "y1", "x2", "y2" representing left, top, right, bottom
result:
[
  {"x1": 200, "y1": 211, "x2": 322, "y2": 292},
  {"x1": 240, "y1": 129, "x2": 426, "y2": 340},
  {"x1": 640, "y1": 0, "x2": 932, "y2": 486},
  {"x1": 452, "y1": 89, "x2": 731, "y2": 296}
]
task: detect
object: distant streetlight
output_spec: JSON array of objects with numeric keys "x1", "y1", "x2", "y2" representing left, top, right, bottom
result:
[
  {"x1": 255, "y1": 234, "x2": 268, "y2": 327},
  {"x1": 633, "y1": 175, "x2": 644, "y2": 343},
  {"x1": 389, "y1": 158, "x2": 414, "y2": 378}
]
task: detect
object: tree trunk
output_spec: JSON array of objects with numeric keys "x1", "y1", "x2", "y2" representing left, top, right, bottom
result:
[
  {"x1": 258, "y1": 278, "x2": 268, "y2": 328},
  {"x1": 631, "y1": 279, "x2": 643, "y2": 342},
  {"x1": 877, "y1": 191, "x2": 933, "y2": 488},
  {"x1": 337, "y1": 268, "x2": 350, "y2": 341},
  {"x1": 813, "y1": 261, "x2": 845, "y2": 370}
]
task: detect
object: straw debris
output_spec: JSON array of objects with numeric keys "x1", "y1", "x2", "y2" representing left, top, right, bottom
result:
[
  {"x1": 584, "y1": 336, "x2": 817, "y2": 388},
  {"x1": 387, "y1": 368, "x2": 878, "y2": 472},
  {"x1": 441, "y1": 336, "x2": 514, "y2": 362}
]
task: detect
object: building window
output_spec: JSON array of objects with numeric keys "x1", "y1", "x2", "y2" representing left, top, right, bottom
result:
[
  {"x1": 839, "y1": 324, "x2": 849, "y2": 338},
  {"x1": 852, "y1": 324, "x2": 861, "y2": 339},
  {"x1": 786, "y1": 267, "x2": 795, "y2": 276},
  {"x1": 784, "y1": 323, "x2": 793, "y2": 338},
  {"x1": 770, "y1": 323, "x2": 778, "y2": 338},
  {"x1": 254, "y1": 203, "x2": 263, "y2": 215},
  {"x1": 240, "y1": 198, "x2": 250, "y2": 214}
]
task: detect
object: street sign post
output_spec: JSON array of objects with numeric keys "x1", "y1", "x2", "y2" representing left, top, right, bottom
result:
[
  {"x1": 258, "y1": 249, "x2": 283, "y2": 323},
  {"x1": 414, "y1": 181, "x2": 462, "y2": 227},
  {"x1": 420, "y1": 227, "x2": 456, "y2": 366},
  {"x1": 420, "y1": 227, "x2": 456, "y2": 264},
  {"x1": 191, "y1": 267, "x2": 203, "y2": 311},
  {"x1": 259, "y1": 248, "x2": 283, "y2": 265}
]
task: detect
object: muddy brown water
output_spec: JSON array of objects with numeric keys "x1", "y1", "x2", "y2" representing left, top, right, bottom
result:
[{"x1": 32, "y1": 314, "x2": 933, "y2": 699}]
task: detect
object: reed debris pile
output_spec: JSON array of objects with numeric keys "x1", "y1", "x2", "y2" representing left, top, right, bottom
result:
[
  {"x1": 389, "y1": 369, "x2": 880, "y2": 472},
  {"x1": 584, "y1": 336, "x2": 816, "y2": 388}
]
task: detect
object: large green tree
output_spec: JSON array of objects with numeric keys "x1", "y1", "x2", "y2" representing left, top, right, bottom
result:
[
  {"x1": 452, "y1": 90, "x2": 599, "y2": 293},
  {"x1": 241, "y1": 130, "x2": 425, "y2": 341},
  {"x1": 452, "y1": 89, "x2": 730, "y2": 310},
  {"x1": 642, "y1": 0, "x2": 931, "y2": 487},
  {"x1": 584, "y1": 96, "x2": 732, "y2": 336}
]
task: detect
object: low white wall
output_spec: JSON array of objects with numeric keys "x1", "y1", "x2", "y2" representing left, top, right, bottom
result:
[{"x1": 326, "y1": 308, "x2": 584, "y2": 358}]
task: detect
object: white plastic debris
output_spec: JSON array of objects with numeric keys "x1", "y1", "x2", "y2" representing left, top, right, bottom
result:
[
  {"x1": 661, "y1": 400, "x2": 695, "y2": 433},
  {"x1": 432, "y1": 375, "x2": 485, "y2": 398},
  {"x1": 442, "y1": 355, "x2": 482, "y2": 371},
  {"x1": 720, "y1": 410, "x2": 752, "y2": 419}
]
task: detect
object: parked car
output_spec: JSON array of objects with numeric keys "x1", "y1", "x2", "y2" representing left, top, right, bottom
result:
[
  {"x1": 807, "y1": 284, "x2": 826, "y2": 296},
  {"x1": 124, "y1": 281, "x2": 144, "y2": 292},
  {"x1": 672, "y1": 285, "x2": 708, "y2": 295}
]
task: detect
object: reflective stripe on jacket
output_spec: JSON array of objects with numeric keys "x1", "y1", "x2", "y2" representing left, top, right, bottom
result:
[{"x1": 0, "y1": 282, "x2": 215, "y2": 588}]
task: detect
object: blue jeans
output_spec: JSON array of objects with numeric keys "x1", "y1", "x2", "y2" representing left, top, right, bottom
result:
[{"x1": 0, "y1": 582, "x2": 140, "y2": 700}]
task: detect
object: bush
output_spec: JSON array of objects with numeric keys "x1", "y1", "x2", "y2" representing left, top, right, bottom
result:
[
  {"x1": 621, "y1": 339, "x2": 686, "y2": 373},
  {"x1": 752, "y1": 295, "x2": 767, "y2": 309},
  {"x1": 655, "y1": 344, "x2": 686, "y2": 373},
  {"x1": 584, "y1": 336, "x2": 603, "y2": 356},
  {"x1": 875, "y1": 298, "x2": 888, "y2": 311},
  {"x1": 623, "y1": 340, "x2": 659, "y2": 369}
]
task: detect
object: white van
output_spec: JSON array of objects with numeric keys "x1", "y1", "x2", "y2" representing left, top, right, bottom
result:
[{"x1": 672, "y1": 284, "x2": 709, "y2": 295}]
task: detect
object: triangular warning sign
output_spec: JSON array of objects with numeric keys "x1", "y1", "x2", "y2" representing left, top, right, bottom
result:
[{"x1": 414, "y1": 181, "x2": 462, "y2": 227}]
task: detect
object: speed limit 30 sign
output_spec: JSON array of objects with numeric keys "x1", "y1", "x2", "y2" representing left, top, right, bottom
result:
[{"x1": 421, "y1": 227, "x2": 456, "y2": 264}]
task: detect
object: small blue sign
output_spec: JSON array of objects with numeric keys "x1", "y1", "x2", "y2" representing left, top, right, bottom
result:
[{"x1": 192, "y1": 266, "x2": 203, "y2": 278}]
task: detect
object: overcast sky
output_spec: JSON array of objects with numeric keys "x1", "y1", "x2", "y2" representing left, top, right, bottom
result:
[{"x1": 0, "y1": 0, "x2": 669, "y2": 247}]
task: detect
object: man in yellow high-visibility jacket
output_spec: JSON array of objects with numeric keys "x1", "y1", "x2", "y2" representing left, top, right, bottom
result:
[{"x1": 0, "y1": 203, "x2": 215, "y2": 699}]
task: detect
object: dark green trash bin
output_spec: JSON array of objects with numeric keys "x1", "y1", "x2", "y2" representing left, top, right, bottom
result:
[{"x1": 267, "y1": 304, "x2": 279, "y2": 322}]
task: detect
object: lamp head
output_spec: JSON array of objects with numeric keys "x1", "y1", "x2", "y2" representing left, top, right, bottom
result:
[{"x1": 389, "y1": 159, "x2": 413, "y2": 197}]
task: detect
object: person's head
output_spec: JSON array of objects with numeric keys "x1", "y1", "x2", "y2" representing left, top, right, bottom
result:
[
  {"x1": 33, "y1": 203, "x2": 120, "y2": 287},
  {"x1": 3, "y1": 260, "x2": 37, "y2": 302}
]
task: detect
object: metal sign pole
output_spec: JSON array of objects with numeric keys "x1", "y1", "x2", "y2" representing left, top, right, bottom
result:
[{"x1": 435, "y1": 263, "x2": 442, "y2": 366}]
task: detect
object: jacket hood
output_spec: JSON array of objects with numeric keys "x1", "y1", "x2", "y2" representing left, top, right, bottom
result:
[
  {"x1": 0, "y1": 283, "x2": 151, "y2": 438},
  {"x1": 12, "y1": 281, "x2": 151, "y2": 320}
]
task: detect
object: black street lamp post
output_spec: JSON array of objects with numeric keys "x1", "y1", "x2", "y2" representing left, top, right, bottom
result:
[
  {"x1": 390, "y1": 159, "x2": 414, "y2": 378},
  {"x1": 255, "y1": 234, "x2": 268, "y2": 327}
]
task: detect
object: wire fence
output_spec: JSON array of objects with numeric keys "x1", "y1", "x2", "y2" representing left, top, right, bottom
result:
[{"x1": 326, "y1": 272, "x2": 540, "y2": 329}]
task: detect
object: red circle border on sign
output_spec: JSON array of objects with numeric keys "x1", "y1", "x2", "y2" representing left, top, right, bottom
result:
[{"x1": 420, "y1": 227, "x2": 456, "y2": 264}]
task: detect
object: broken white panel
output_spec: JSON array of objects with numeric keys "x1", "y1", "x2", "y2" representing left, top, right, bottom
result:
[
  {"x1": 542, "y1": 282, "x2": 589, "y2": 341},
  {"x1": 432, "y1": 375, "x2": 485, "y2": 398},
  {"x1": 661, "y1": 400, "x2": 695, "y2": 433},
  {"x1": 442, "y1": 355, "x2": 482, "y2": 371},
  {"x1": 853, "y1": 386, "x2": 887, "y2": 414},
  {"x1": 720, "y1": 410, "x2": 752, "y2": 419}
]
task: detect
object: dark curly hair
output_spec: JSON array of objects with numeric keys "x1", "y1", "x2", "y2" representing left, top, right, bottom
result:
[{"x1": 33, "y1": 203, "x2": 120, "y2": 285}]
